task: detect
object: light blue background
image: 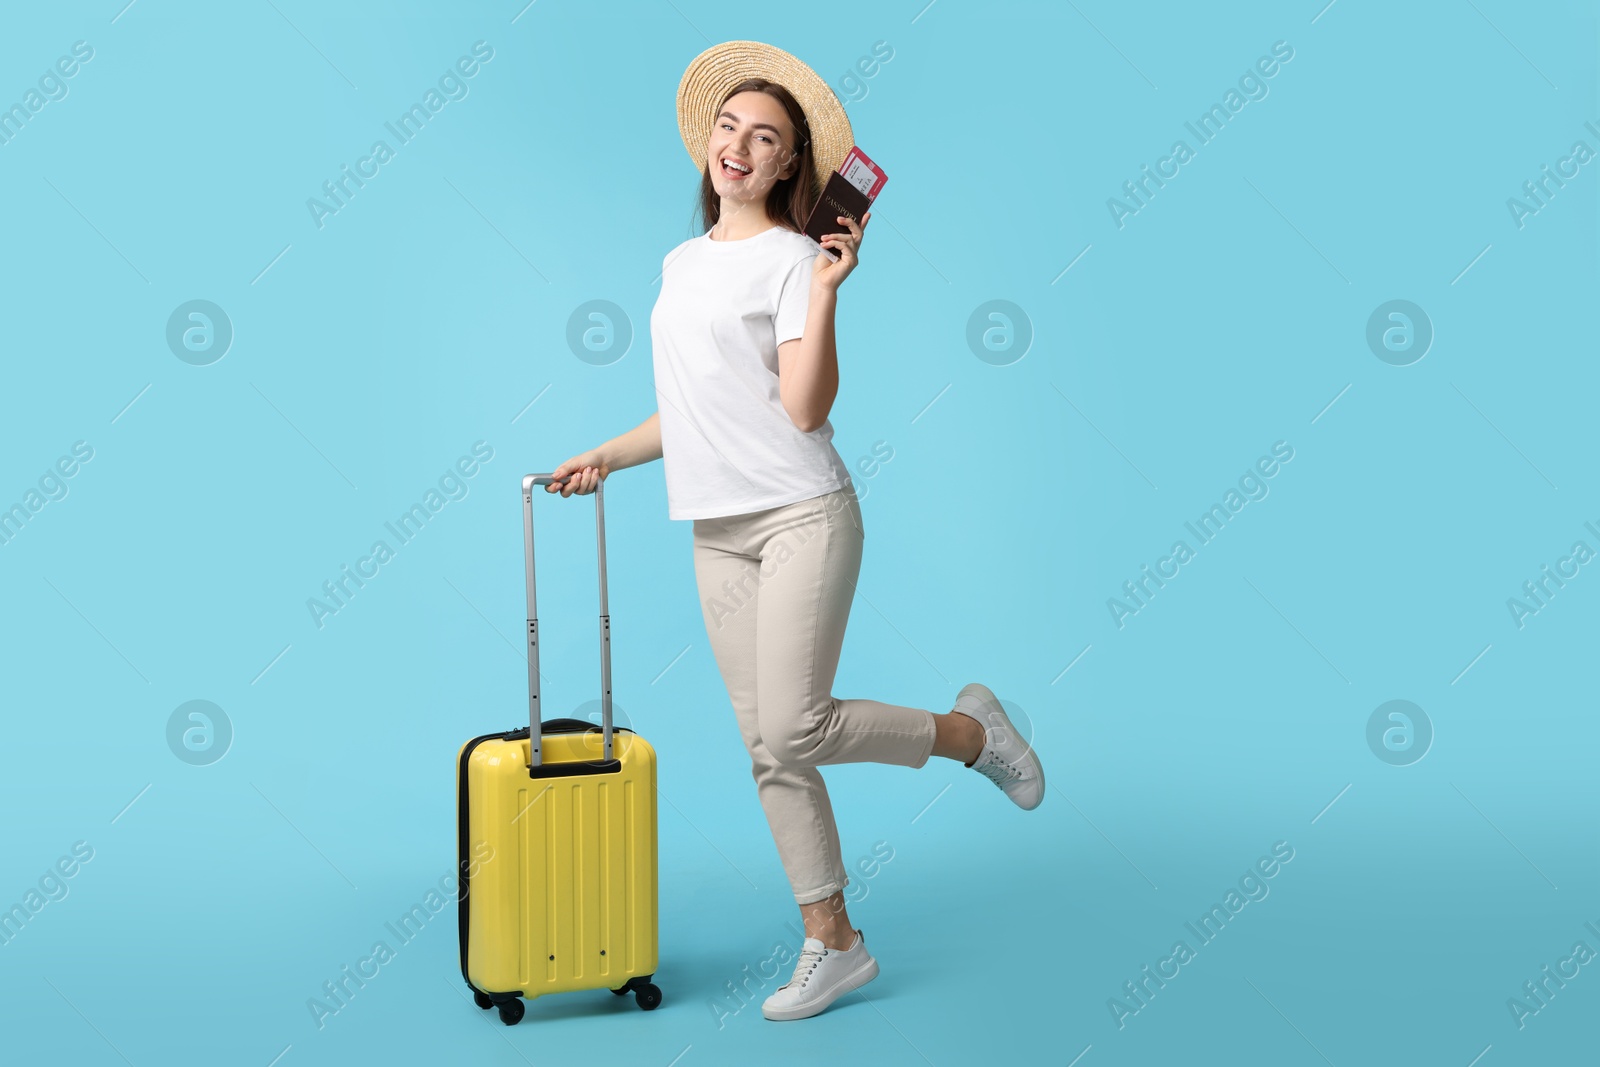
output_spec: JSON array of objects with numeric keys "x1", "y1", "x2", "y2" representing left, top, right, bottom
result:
[{"x1": 2, "y1": 1, "x2": 1596, "y2": 1064}]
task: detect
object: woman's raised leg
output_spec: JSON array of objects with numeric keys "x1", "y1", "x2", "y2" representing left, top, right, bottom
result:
[{"x1": 692, "y1": 517, "x2": 851, "y2": 907}]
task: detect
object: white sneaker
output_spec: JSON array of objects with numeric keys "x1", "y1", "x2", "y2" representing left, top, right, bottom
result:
[
  {"x1": 956, "y1": 682, "x2": 1045, "y2": 810},
  {"x1": 761, "y1": 929, "x2": 879, "y2": 1021}
]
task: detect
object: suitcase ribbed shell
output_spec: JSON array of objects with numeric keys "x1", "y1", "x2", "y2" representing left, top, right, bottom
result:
[{"x1": 458, "y1": 730, "x2": 659, "y2": 1000}]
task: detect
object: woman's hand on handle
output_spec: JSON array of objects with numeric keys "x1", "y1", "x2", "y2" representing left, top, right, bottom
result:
[
  {"x1": 546, "y1": 412, "x2": 660, "y2": 496},
  {"x1": 546, "y1": 449, "x2": 610, "y2": 497}
]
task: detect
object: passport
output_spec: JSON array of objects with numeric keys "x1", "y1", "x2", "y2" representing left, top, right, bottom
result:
[
  {"x1": 803, "y1": 171, "x2": 872, "y2": 262},
  {"x1": 806, "y1": 173, "x2": 870, "y2": 262},
  {"x1": 804, "y1": 147, "x2": 888, "y2": 261}
]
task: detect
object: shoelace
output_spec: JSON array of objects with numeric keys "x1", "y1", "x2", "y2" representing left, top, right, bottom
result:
[
  {"x1": 974, "y1": 750, "x2": 1023, "y2": 785},
  {"x1": 782, "y1": 944, "x2": 827, "y2": 989}
]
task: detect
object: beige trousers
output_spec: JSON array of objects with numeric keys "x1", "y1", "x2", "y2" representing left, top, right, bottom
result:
[{"x1": 691, "y1": 484, "x2": 938, "y2": 904}]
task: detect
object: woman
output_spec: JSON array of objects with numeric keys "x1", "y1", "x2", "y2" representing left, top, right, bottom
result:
[{"x1": 546, "y1": 41, "x2": 1046, "y2": 1022}]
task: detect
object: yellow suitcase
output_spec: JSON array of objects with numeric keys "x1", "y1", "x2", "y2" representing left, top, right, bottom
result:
[{"x1": 455, "y1": 473, "x2": 660, "y2": 1025}]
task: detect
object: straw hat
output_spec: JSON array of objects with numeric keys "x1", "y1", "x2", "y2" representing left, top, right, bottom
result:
[{"x1": 676, "y1": 40, "x2": 853, "y2": 198}]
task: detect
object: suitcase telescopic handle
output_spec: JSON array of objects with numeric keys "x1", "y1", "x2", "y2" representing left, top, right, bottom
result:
[{"x1": 521, "y1": 473, "x2": 613, "y2": 769}]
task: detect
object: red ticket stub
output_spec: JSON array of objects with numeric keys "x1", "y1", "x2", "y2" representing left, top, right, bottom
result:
[{"x1": 839, "y1": 146, "x2": 887, "y2": 201}]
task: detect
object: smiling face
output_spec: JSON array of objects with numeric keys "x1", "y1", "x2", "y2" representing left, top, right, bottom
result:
[{"x1": 707, "y1": 90, "x2": 801, "y2": 206}]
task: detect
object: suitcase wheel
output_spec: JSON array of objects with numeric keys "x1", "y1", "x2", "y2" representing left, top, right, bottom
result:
[
  {"x1": 472, "y1": 990, "x2": 494, "y2": 1011},
  {"x1": 611, "y1": 975, "x2": 663, "y2": 1010},
  {"x1": 497, "y1": 999, "x2": 526, "y2": 1025}
]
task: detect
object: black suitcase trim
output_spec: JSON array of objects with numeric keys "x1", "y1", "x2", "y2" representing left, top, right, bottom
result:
[{"x1": 457, "y1": 723, "x2": 635, "y2": 997}]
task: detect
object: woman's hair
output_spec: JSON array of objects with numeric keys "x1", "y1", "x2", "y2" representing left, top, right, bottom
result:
[{"x1": 693, "y1": 78, "x2": 816, "y2": 236}]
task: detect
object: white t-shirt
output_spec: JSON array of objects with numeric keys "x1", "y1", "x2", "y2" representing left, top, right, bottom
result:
[{"x1": 650, "y1": 224, "x2": 855, "y2": 521}]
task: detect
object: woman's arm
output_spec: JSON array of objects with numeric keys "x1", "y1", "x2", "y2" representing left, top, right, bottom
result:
[
  {"x1": 601, "y1": 410, "x2": 663, "y2": 470},
  {"x1": 777, "y1": 284, "x2": 839, "y2": 433},
  {"x1": 547, "y1": 411, "x2": 661, "y2": 496},
  {"x1": 777, "y1": 213, "x2": 869, "y2": 434}
]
